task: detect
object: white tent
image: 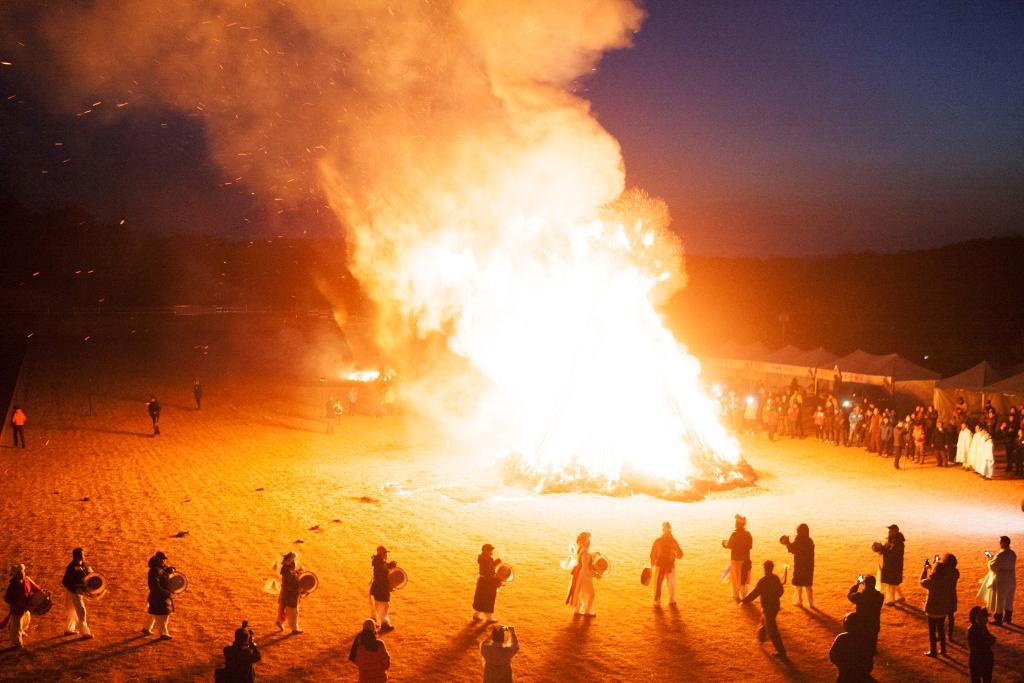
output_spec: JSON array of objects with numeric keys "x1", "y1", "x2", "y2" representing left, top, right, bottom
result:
[
  {"x1": 933, "y1": 361, "x2": 1003, "y2": 417},
  {"x1": 826, "y1": 350, "x2": 940, "y2": 408}
]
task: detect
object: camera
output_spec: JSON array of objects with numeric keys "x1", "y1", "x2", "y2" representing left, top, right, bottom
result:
[{"x1": 924, "y1": 558, "x2": 930, "y2": 567}]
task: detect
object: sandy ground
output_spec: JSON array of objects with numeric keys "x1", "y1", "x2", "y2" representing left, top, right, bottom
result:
[{"x1": 0, "y1": 335, "x2": 1022, "y2": 682}]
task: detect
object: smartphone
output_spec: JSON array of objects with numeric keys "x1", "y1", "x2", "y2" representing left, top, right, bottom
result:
[
  {"x1": 934, "y1": 554, "x2": 940, "y2": 563},
  {"x1": 984, "y1": 550, "x2": 993, "y2": 559},
  {"x1": 857, "y1": 574, "x2": 864, "y2": 584},
  {"x1": 924, "y1": 558, "x2": 931, "y2": 567}
]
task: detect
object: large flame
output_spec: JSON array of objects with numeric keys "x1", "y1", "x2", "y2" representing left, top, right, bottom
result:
[{"x1": 16, "y1": 0, "x2": 754, "y2": 498}]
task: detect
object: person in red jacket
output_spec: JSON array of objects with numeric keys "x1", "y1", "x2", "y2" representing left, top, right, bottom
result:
[
  {"x1": 349, "y1": 619, "x2": 391, "y2": 682},
  {"x1": 3, "y1": 564, "x2": 40, "y2": 648},
  {"x1": 10, "y1": 406, "x2": 26, "y2": 448}
]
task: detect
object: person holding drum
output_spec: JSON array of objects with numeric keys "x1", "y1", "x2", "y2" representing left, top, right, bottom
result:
[
  {"x1": 473, "y1": 544, "x2": 502, "y2": 623},
  {"x1": 60, "y1": 547, "x2": 93, "y2": 639},
  {"x1": 370, "y1": 546, "x2": 397, "y2": 634},
  {"x1": 275, "y1": 551, "x2": 304, "y2": 635},
  {"x1": 2, "y1": 564, "x2": 41, "y2": 648},
  {"x1": 565, "y1": 532, "x2": 597, "y2": 617},
  {"x1": 142, "y1": 551, "x2": 175, "y2": 640},
  {"x1": 650, "y1": 522, "x2": 684, "y2": 607}
]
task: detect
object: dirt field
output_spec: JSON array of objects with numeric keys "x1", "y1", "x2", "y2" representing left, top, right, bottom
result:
[{"x1": 0, "y1": 334, "x2": 1022, "y2": 682}]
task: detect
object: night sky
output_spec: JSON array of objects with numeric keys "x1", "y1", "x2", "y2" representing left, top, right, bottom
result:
[{"x1": 2, "y1": 0, "x2": 1022, "y2": 256}]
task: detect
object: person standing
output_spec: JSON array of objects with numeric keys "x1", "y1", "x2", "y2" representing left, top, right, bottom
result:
[
  {"x1": 275, "y1": 552, "x2": 303, "y2": 634},
  {"x1": 9, "y1": 406, "x2": 26, "y2": 448},
  {"x1": 945, "y1": 553, "x2": 960, "y2": 642},
  {"x1": 564, "y1": 532, "x2": 597, "y2": 617},
  {"x1": 873, "y1": 524, "x2": 906, "y2": 605},
  {"x1": 967, "y1": 606, "x2": 995, "y2": 683},
  {"x1": 348, "y1": 619, "x2": 391, "y2": 682},
  {"x1": 650, "y1": 522, "x2": 684, "y2": 606},
  {"x1": 61, "y1": 547, "x2": 93, "y2": 639},
  {"x1": 473, "y1": 544, "x2": 502, "y2": 622},
  {"x1": 722, "y1": 515, "x2": 753, "y2": 601},
  {"x1": 325, "y1": 396, "x2": 336, "y2": 434},
  {"x1": 979, "y1": 536, "x2": 1016, "y2": 625},
  {"x1": 2, "y1": 564, "x2": 39, "y2": 649},
  {"x1": 780, "y1": 523, "x2": 815, "y2": 608},
  {"x1": 829, "y1": 612, "x2": 875, "y2": 682},
  {"x1": 370, "y1": 546, "x2": 396, "y2": 633},
  {"x1": 147, "y1": 395, "x2": 161, "y2": 436},
  {"x1": 740, "y1": 560, "x2": 788, "y2": 659},
  {"x1": 193, "y1": 379, "x2": 203, "y2": 411},
  {"x1": 480, "y1": 624, "x2": 519, "y2": 683},
  {"x1": 920, "y1": 556, "x2": 954, "y2": 656},
  {"x1": 847, "y1": 575, "x2": 884, "y2": 655},
  {"x1": 141, "y1": 551, "x2": 174, "y2": 640},
  {"x1": 879, "y1": 415, "x2": 893, "y2": 457}
]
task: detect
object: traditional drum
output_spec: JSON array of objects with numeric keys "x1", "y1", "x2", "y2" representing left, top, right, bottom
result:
[
  {"x1": 495, "y1": 564, "x2": 514, "y2": 585},
  {"x1": 82, "y1": 572, "x2": 107, "y2": 600},
  {"x1": 166, "y1": 572, "x2": 188, "y2": 595},
  {"x1": 27, "y1": 589, "x2": 52, "y2": 616},
  {"x1": 592, "y1": 553, "x2": 610, "y2": 578},
  {"x1": 640, "y1": 566, "x2": 652, "y2": 586},
  {"x1": 297, "y1": 571, "x2": 319, "y2": 596},
  {"x1": 387, "y1": 566, "x2": 408, "y2": 591}
]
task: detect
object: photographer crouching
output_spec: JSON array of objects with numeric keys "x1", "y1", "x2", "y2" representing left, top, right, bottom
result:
[{"x1": 216, "y1": 620, "x2": 261, "y2": 682}]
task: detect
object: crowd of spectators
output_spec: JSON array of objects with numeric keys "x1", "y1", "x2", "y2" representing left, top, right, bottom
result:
[{"x1": 717, "y1": 382, "x2": 1024, "y2": 478}]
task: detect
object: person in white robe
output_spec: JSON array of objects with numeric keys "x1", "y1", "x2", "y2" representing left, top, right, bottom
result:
[
  {"x1": 977, "y1": 429, "x2": 995, "y2": 479},
  {"x1": 563, "y1": 532, "x2": 596, "y2": 617},
  {"x1": 977, "y1": 536, "x2": 1016, "y2": 625},
  {"x1": 966, "y1": 425, "x2": 983, "y2": 472},
  {"x1": 955, "y1": 422, "x2": 972, "y2": 467}
]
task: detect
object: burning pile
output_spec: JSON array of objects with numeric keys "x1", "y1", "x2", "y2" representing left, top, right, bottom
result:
[{"x1": 18, "y1": 0, "x2": 754, "y2": 498}]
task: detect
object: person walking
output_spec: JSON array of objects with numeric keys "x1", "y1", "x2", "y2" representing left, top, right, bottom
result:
[
  {"x1": 564, "y1": 532, "x2": 597, "y2": 617},
  {"x1": 740, "y1": 559, "x2": 788, "y2": 659},
  {"x1": 9, "y1": 406, "x2": 26, "y2": 448},
  {"x1": 978, "y1": 536, "x2": 1016, "y2": 625},
  {"x1": 193, "y1": 379, "x2": 203, "y2": 411},
  {"x1": 2, "y1": 564, "x2": 40, "y2": 649},
  {"x1": 348, "y1": 619, "x2": 391, "y2": 682},
  {"x1": 848, "y1": 575, "x2": 883, "y2": 655},
  {"x1": 873, "y1": 524, "x2": 906, "y2": 605},
  {"x1": 481, "y1": 624, "x2": 520, "y2": 683},
  {"x1": 722, "y1": 515, "x2": 753, "y2": 601},
  {"x1": 275, "y1": 551, "x2": 303, "y2": 635},
  {"x1": 473, "y1": 544, "x2": 502, "y2": 622},
  {"x1": 780, "y1": 523, "x2": 814, "y2": 608},
  {"x1": 829, "y1": 612, "x2": 875, "y2": 682},
  {"x1": 60, "y1": 547, "x2": 93, "y2": 639},
  {"x1": 370, "y1": 546, "x2": 396, "y2": 633},
  {"x1": 141, "y1": 551, "x2": 174, "y2": 640},
  {"x1": 650, "y1": 522, "x2": 683, "y2": 606},
  {"x1": 920, "y1": 556, "x2": 954, "y2": 656},
  {"x1": 967, "y1": 606, "x2": 995, "y2": 683},
  {"x1": 147, "y1": 396, "x2": 161, "y2": 436}
]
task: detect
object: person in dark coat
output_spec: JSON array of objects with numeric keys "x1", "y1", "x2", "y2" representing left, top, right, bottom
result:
[
  {"x1": 873, "y1": 524, "x2": 905, "y2": 605},
  {"x1": 740, "y1": 559, "x2": 788, "y2": 658},
  {"x1": 848, "y1": 575, "x2": 883, "y2": 655},
  {"x1": 722, "y1": 514, "x2": 753, "y2": 601},
  {"x1": 61, "y1": 547, "x2": 92, "y2": 638},
  {"x1": 473, "y1": 544, "x2": 502, "y2": 621},
  {"x1": 193, "y1": 379, "x2": 203, "y2": 410},
  {"x1": 147, "y1": 396, "x2": 161, "y2": 436},
  {"x1": 650, "y1": 521, "x2": 684, "y2": 606},
  {"x1": 944, "y1": 553, "x2": 960, "y2": 641},
  {"x1": 829, "y1": 612, "x2": 876, "y2": 682},
  {"x1": 780, "y1": 523, "x2": 815, "y2": 608},
  {"x1": 141, "y1": 551, "x2": 174, "y2": 640},
  {"x1": 217, "y1": 621, "x2": 261, "y2": 682},
  {"x1": 275, "y1": 552, "x2": 303, "y2": 634},
  {"x1": 370, "y1": 546, "x2": 397, "y2": 633},
  {"x1": 968, "y1": 606, "x2": 995, "y2": 683},
  {"x1": 920, "y1": 557, "x2": 954, "y2": 656}
]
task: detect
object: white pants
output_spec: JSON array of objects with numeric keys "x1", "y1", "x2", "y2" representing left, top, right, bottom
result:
[
  {"x1": 575, "y1": 584, "x2": 596, "y2": 615},
  {"x1": 8, "y1": 611, "x2": 29, "y2": 647},
  {"x1": 144, "y1": 614, "x2": 170, "y2": 636},
  {"x1": 882, "y1": 583, "x2": 904, "y2": 604},
  {"x1": 371, "y1": 599, "x2": 391, "y2": 625},
  {"x1": 792, "y1": 585, "x2": 814, "y2": 607},
  {"x1": 281, "y1": 606, "x2": 299, "y2": 632},
  {"x1": 65, "y1": 589, "x2": 92, "y2": 636},
  {"x1": 729, "y1": 560, "x2": 749, "y2": 599},
  {"x1": 653, "y1": 568, "x2": 676, "y2": 604},
  {"x1": 473, "y1": 611, "x2": 494, "y2": 621}
]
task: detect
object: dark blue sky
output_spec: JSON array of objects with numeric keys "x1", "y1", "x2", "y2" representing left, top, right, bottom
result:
[{"x1": 1, "y1": 0, "x2": 1021, "y2": 256}]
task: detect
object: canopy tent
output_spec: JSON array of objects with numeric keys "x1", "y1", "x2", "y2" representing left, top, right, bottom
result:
[
  {"x1": 825, "y1": 350, "x2": 940, "y2": 408},
  {"x1": 982, "y1": 370, "x2": 1024, "y2": 413},
  {"x1": 701, "y1": 344, "x2": 837, "y2": 391},
  {"x1": 933, "y1": 361, "x2": 1003, "y2": 417}
]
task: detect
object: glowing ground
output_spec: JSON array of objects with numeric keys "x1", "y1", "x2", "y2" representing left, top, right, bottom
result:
[{"x1": 1, "y1": 337, "x2": 1022, "y2": 682}]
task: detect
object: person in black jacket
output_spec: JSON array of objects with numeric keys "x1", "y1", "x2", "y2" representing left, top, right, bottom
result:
[
  {"x1": 944, "y1": 553, "x2": 960, "y2": 642},
  {"x1": 60, "y1": 547, "x2": 92, "y2": 639},
  {"x1": 780, "y1": 523, "x2": 815, "y2": 608},
  {"x1": 216, "y1": 620, "x2": 261, "y2": 682},
  {"x1": 740, "y1": 559, "x2": 788, "y2": 658},
  {"x1": 872, "y1": 524, "x2": 905, "y2": 605},
  {"x1": 193, "y1": 380, "x2": 203, "y2": 411},
  {"x1": 147, "y1": 396, "x2": 161, "y2": 436},
  {"x1": 829, "y1": 612, "x2": 876, "y2": 682},
  {"x1": 370, "y1": 546, "x2": 397, "y2": 634},
  {"x1": 848, "y1": 575, "x2": 883, "y2": 655},
  {"x1": 141, "y1": 551, "x2": 174, "y2": 640},
  {"x1": 275, "y1": 552, "x2": 303, "y2": 635},
  {"x1": 650, "y1": 522, "x2": 684, "y2": 606},
  {"x1": 472, "y1": 544, "x2": 502, "y2": 622},
  {"x1": 722, "y1": 515, "x2": 753, "y2": 601},
  {"x1": 920, "y1": 557, "x2": 954, "y2": 656},
  {"x1": 968, "y1": 606, "x2": 995, "y2": 683}
]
